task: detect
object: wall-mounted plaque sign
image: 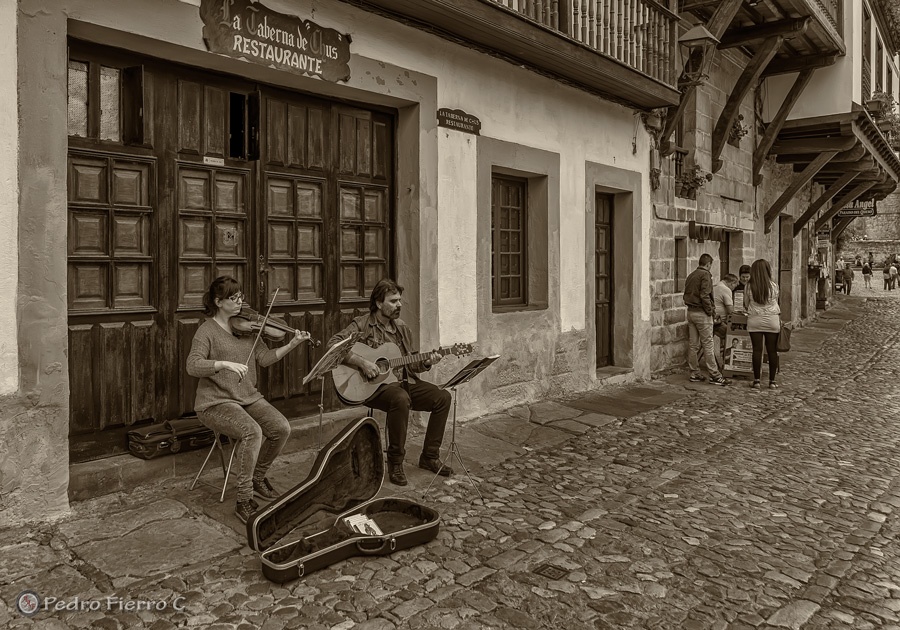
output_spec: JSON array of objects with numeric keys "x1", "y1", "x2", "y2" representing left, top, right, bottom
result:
[
  {"x1": 437, "y1": 108, "x2": 481, "y2": 135},
  {"x1": 200, "y1": 0, "x2": 351, "y2": 83},
  {"x1": 836, "y1": 198, "x2": 876, "y2": 217}
]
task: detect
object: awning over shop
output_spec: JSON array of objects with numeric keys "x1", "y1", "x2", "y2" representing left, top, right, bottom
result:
[{"x1": 758, "y1": 109, "x2": 900, "y2": 236}]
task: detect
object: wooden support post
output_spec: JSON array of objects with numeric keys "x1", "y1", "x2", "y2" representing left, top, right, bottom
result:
[
  {"x1": 711, "y1": 35, "x2": 784, "y2": 173},
  {"x1": 658, "y1": 0, "x2": 742, "y2": 156},
  {"x1": 814, "y1": 181, "x2": 877, "y2": 231},
  {"x1": 753, "y1": 69, "x2": 814, "y2": 185},
  {"x1": 769, "y1": 136, "x2": 858, "y2": 154},
  {"x1": 763, "y1": 150, "x2": 838, "y2": 232},
  {"x1": 831, "y1": 216, "x2": 855, "y2": 242},
  {"x1": 792, "y1": 171, "x2": 859, "y2": 237},
  {"x1": 718, "y1": 17, "x2": 810, "y2": 49}
]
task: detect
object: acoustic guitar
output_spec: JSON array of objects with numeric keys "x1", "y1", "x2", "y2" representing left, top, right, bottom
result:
[{"x1": 332, "y1": 342, "x2": 475, "y2": 405}]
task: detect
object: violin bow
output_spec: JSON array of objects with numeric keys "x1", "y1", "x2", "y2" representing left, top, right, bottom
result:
[{"x1": 239, "y1": 288, "x2": 279, "y2": 383}]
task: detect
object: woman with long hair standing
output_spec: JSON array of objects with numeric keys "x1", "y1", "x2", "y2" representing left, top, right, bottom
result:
[{"x1": 744, "y1": 259, "x2": 781, "y2": 390}]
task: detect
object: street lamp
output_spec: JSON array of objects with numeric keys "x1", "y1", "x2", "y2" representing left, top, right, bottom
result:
[{"x1": 678, "y1": 24, "x2": 720, "y2": 89}]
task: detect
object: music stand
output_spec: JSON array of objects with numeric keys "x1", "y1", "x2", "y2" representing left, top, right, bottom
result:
[
  {"x1": 423, "y1": 355, "x2": 499, "y2": 500},
  {"x1": 303, "y1": 335, "x2": 358, "y2": 448}
]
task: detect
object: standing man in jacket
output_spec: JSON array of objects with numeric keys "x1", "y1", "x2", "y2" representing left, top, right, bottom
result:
[{"x1": 683, "y1": 253, "x2": 730, "y2": 386}]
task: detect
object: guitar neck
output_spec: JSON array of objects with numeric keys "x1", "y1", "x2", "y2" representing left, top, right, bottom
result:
[{"x1": 382, "y1": 348, "x2": 449, "y2": 369}]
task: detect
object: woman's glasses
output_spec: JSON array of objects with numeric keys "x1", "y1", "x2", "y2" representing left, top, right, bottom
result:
[{"x1": 226, "y1": 293, "x2": 244, "y2": 304}]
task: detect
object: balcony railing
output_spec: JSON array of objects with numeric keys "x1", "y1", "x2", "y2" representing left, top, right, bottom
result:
[
  {"x1": 488, "y1": 0, "x2": 678, "y2": 86},
  {"x1": 810, "y1": 0, "x2": 842, "y2": 37}
]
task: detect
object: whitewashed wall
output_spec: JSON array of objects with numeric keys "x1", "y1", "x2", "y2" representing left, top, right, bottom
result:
[{"x1": 0, "y1": 0, "x2": 17, "y2": 394}]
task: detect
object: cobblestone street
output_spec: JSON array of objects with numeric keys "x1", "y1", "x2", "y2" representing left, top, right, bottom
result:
[{"x1": 4, "y1": 295, "x2": 900, "y2": 629}]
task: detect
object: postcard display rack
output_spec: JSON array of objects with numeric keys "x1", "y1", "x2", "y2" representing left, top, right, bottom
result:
[{"x1": 722, "y1": 314, "x2": 770, "y2": 380}]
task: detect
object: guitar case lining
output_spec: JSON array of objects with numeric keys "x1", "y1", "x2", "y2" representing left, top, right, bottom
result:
[{"x1": 247, "y1": 416, "x2": 440, "y2": 583}]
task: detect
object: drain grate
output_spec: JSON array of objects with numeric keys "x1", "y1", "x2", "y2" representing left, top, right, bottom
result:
[{"x1": 532, "y1": 563, "x2": 570, "y2": 580}]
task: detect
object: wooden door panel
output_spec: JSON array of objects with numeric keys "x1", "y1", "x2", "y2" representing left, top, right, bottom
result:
[
  {"x1": 69, "y1": 319, "x2": 158, "y2": 458},
  {"x1": 338, "y1": 186, "x2": 389, "y2": 300},
  {"x1": 178, "y1": 80, "x2": 203, "y2": 155},
  {"x1": 265, "y1": 98, "x2": 326, "y2": 171},
  {"x1": 595, "y1": 194, "x2": 612, "y2": 368},
  {"x1": 178, "y1": 317, "x2": 203, "y2": 417},
  {"x1": 129, "y1": 320, "x2": 158, "y2": 421},
  {"x1": 204, "y1": 86, "x2": 227, "y2": 157},
  {"x1": 69, "y1": 324, "x2": 98, "y2": 434},
  {"x1": 596, "y1": 304, "x2": 610, "y2": 366},
  {"x1": 177, "y1": 164, "x2": 250, "y2": 307},
  {"x1": 264, "y1": 175, "x2": 326, "y2": 303}
]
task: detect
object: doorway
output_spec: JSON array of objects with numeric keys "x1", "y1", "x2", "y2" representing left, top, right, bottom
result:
[
  {"x1": 65, "y1": 41, "x2": 395, "y2": 461},
  {"x1": 595, "y1": 193, "x2": 614, "y2": 368}
]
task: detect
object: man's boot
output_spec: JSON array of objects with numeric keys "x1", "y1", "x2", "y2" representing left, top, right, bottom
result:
[{"x1": 387, "y1": 461, "x2": 407, "y2": 486}]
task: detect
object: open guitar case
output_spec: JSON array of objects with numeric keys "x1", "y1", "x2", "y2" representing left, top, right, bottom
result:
[{"x1": 246, "y1": 416, "x2": 441, "y2": 583}]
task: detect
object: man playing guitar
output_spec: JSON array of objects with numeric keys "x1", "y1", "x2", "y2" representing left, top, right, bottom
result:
[{"x1": 327, "y1": 279, "x2": 452, "y2": 486}]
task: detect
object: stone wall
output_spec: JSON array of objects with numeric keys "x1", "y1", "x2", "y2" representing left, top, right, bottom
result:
[
  {"x1": 648, "y1": 48, "x2": 823, "y2": 375},
  {"x1": 837, "y1": 191, "x2": 900, "y2": 262}
]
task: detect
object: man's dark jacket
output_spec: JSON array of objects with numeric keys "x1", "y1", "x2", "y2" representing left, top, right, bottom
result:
[{"x1": 683, "y1": 267, "x2": 714, "y2": 317}]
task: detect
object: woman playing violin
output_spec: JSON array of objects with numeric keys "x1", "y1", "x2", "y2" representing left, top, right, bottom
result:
[{"x1": 186, "y1": 276, "x2": 310, "y2": 523}]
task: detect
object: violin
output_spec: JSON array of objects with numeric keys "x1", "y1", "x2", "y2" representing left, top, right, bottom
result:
[{"x1": 231, "y1": 304, "x2": 321, "y2": 347}]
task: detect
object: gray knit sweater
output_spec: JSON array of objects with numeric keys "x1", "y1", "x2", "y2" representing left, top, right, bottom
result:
[{"x1": 186, "y1": 319, "x2": 280, "y2": 411}]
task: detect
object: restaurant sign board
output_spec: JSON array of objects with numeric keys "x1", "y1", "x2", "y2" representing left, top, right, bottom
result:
[
  {"x1": 200, "y1": 0, "x2": 351, "y2": 83},
  {"x1": 836, "y1": 199, "x2": 876, "y2": 217},
  {"x1": 437, "y1": 108, "x2": 481, "y2": 135}
]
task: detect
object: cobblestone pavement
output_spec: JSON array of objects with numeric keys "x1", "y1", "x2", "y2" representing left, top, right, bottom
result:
[{"x1": 4, "y1": 295, "x2": 900, "y2": 629}]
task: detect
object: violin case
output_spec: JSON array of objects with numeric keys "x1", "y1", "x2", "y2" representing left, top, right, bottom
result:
[
  {"x1": 127, "y1": 417, "x2": 216, "y2": 460},
  {"x1": 246, "y1": 416, "x2": 441, "y2": 583}
]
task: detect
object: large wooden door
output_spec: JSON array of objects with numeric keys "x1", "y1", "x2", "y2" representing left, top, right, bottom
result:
[
  {"x1": 66, "y1": 43, "x2": 394, "y2": 461},
  {"x1": 595, "y1": 194, "x2": 613, "y2": 368},
  {"x1": 254, "y1": 89, "x2": 393, "y2": 417}
]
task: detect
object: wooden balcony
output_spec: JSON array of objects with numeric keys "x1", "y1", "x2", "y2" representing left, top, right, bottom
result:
[
  {"x1": 341, "y1": 0, "x2": 681, "y2": 109},
  {"x1": 682, "y1": 0, "x2": 845, "y2": 78}
]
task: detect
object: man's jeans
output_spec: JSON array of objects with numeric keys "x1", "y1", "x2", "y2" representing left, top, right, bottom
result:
[
  {"x1": 687, "y1": 308, "x2": 723, "y2": 380},
  {"x1": 366, "y1": 380, "x2": 452, "y2": 465}
]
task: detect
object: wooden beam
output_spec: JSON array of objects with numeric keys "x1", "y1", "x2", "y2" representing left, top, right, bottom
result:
[
  {"x1": 659, "y1": 88, "x2": 694, "y2": 157},
  {"x1": 762, "y1": 53, "x2": 838, "y2": 77},
  {"x1": 815, "y1": 157, "x2": 877, "y2": 172},
  {"x1": 792, "y1": 171, "x2": 859, "y2": 237},
  {"x1": 753, "y1": 69, "x2": 814, "y2": 185},
  {"x1": 763, "y1": 150, "x2": 838, "y2": 232},
  {"x1": 718, "y1": 17, "x2": 810, "y2": 49},
  {"x1": 831, "y1": 216, "x2": 855, "y2": 242},
  {"x1": 814, "y1": 181, "x2": 878, "y2": 230},
  {"x1": 712, "y1": 35, "x2": 784, "y2": 173},
  {"x1": 659, "y1": 0, "x2": 743, "y2": 155},
  {"x1": 775, "y1": 143, "x2": 865, "y2": 165},
  {"x1": 770, "y1": 136, "x2": 858, "y2": 154}
]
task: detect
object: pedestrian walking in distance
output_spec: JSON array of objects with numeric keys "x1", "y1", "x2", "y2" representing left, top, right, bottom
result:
[
  {"x1": 743, "y1": 259, "x2": 781, "y2": 390},
  {"x1": 862, "y1": 260, "x2": 872, "y2": 289},
  {"x1": 884, "y1": 262, "x2": 891, "y2": 291},
  {"x1": 683, "y1": 253, "x2": 730, "y2": 386},
  {"x1": 843, "y1": 264, "x2": 854, "y2": 295}
]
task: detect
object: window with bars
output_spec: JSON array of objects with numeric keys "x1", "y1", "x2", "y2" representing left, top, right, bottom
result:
[{"x1": 491, "y1": 175, "x2": 527, "y2": 307}]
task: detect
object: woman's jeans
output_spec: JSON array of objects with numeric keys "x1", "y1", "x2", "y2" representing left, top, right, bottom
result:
[
  {"x1": 197, "y1": 399, "x2": 291, "y2": 502},
  {"x1": 749, "y1": 332, "x2": 779, "y2": 382}
]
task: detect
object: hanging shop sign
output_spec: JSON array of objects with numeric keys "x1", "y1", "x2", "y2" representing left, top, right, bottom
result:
[
  {"x1": 200, "y1": 0, "x2": 351, "y2": 83},
  {"x1": 836, "y1": 199, "x2": 876, "y2": 217},
  {"x1": 437, "y1": 108, "x2": 482, "y2": 135},
  {"x1": 816, "y1": 229, "x2": 831, "y2": 249}
]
